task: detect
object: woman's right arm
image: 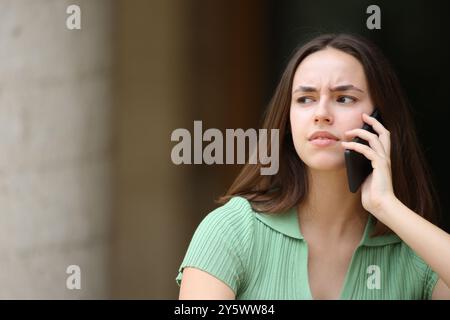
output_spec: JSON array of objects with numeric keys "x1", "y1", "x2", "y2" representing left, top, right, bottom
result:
[{"x1": 178, "y1": 267, "x2": 236, "y2": 300}]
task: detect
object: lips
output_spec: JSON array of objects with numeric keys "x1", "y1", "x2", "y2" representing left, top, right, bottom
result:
[
  {"x1": 308, "y1": 131, "x2": 340, "y2": 141},
  {"x1": 309, "y1": 138, "x2": 338, "y2": 147},
  {"x1": 308, "y1": 130, "x2": 339, "y2": 147}
]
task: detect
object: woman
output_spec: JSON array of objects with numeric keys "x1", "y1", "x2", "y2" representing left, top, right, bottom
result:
[{"x1": 175, "y1": 33, "x2": 450, "y2": 299}]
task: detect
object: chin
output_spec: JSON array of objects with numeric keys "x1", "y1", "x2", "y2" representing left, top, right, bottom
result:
[
  {"x1": 308, "y1": 163, "x2": 344, "y2": 171},
  {"x1": 302, "y1": 156, "x2": 345, "y2": 171}
]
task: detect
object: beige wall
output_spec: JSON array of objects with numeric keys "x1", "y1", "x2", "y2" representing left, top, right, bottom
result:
[
  {"x1": 111, "y1": 0, "x2": 266, "y2": 299},
  {"x1": 111, "y1": 0, "x2": 192, "y2": 299},
  {"x1": 0, "y1": 0, "x2": 113, "y2": 298},
  {"x1": 0, "y1": 0, "x2": 265, "y2": 299}
]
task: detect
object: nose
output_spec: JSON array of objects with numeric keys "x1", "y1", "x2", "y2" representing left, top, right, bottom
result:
[{"x1": 314, "y1": 99, "x2": 333, "y2": 125}]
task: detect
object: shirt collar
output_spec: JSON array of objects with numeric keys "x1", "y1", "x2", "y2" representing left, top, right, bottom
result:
[{"x1": 255, "y1": 206, "x2": 401, "y2": 247}]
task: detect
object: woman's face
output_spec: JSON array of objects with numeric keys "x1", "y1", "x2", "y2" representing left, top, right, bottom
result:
[{"x1": 290, "y1": 47, "x2": 374, "y2": 171}]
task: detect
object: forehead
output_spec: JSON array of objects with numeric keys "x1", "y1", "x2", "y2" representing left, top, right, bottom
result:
[{"x1": 292, "y1": 48, "x2": 367, "y2": 88}]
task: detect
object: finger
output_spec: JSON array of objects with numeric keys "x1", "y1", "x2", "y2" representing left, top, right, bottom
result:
[
  {"x1": 344, "y1": 128, "x2": 386, "y2": 156},
  {"x1": 341, "y1": 141, "x2": 379, "y2": 164},
  {"x1": 362, "y1": 113, "x2": 391, "y2": 157}
]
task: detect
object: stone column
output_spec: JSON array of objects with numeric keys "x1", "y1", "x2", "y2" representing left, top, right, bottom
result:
[{"x1": 0, "y1": 0, "x2": 114, "y2": 299}]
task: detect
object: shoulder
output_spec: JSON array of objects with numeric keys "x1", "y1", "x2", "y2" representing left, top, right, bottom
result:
[
  {"x1": 189, "y1": 197, "x2": 257, "y2": 261},
  {"x1": 401, "y1": 242, "x2": 436, "y2": 275},
  {"x1": 191, "y1": 197, "x2": 257, "y2": 249},
  {"x1": 197, "y1": 196, "x2": 256, "y2": 233},
  {"x1": 399, "y1": 241, "x2": 439, "y2": 299},
  {"x1": 176, "y1": 197, "x2": 257, "y2": 291}
]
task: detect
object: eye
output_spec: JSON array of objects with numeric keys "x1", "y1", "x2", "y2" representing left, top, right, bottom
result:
[
  {"x1": 337, "y1": 96, "x2": 357, "y2": 104},
  {"x1": 296, "y1": 96, "x2": 315, "y2": 104}
]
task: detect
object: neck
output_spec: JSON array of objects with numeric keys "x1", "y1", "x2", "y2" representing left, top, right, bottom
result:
[{"x1": 298, "y1": 167, "x2": 369, "y2": 239}]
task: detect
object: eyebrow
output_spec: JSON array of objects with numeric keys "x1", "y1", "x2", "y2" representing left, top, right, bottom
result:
[{"x1": 293, "y1": 84, "x2": 365, "y2": 93}]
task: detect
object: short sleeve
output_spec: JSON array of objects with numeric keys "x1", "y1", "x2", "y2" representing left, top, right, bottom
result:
[
  {"x1": 175, "y1": 197, "x2": 255, "y2": 295},
  {"x1": 407, "y1": 246, "x2": 439, "y2": 300}
]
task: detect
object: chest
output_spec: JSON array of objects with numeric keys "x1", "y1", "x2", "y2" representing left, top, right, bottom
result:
[
  {"x1": 306, "y1": 243, "x2": 358, "y2": 300},
  {"x1": 239, "y1": 230, "x2": 421, "y2": 300}
]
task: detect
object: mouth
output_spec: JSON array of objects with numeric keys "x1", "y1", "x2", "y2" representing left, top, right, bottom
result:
[{"x1": 309, "y1": 137, "x2": 339, "y2": 147}]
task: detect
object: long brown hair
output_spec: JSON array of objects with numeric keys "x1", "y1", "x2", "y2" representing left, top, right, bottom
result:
[{"x1": 217, "y1": 33, "x2": 440, "y2": 235}]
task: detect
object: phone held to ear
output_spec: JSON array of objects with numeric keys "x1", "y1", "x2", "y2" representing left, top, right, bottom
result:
[{"x1": 344, "y1": 109, "x2": 383, "y2": 193}]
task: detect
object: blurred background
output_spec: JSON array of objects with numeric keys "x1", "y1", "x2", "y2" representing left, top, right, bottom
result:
[{"x1": 0, "y1": 0, "x2": 448, "y2": 299}]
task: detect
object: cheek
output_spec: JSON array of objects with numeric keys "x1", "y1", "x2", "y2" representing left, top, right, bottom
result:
[
  {"x1": 339, "y1": 107, "x2": 373, "y2": 134},
  {"x1": 342, "y1": 115, "x2": 365, "y2": 134},
  {"x1": 290, "y1": 107, "x2": 310, "y2": 131},
  {"x1": 289, "y1": 110, "x2": 308, "y2": 143}
]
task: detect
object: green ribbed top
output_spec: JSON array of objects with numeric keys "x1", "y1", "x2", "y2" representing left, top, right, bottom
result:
[{"x1": 175, "y1": 196, "x2": 439, "y2": 299}]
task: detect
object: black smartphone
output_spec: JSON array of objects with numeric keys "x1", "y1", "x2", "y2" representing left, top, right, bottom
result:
[{"x1": 344, "y1": 109, "x2": 382, "y2": 193}]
